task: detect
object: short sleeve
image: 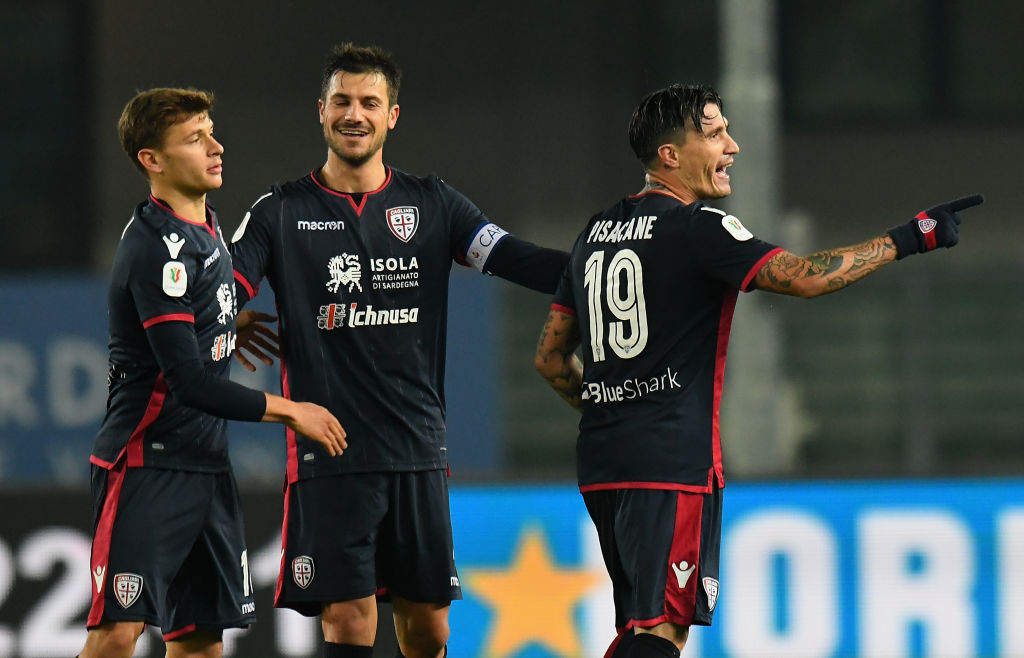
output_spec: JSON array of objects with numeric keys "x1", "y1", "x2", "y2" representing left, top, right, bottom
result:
[
  {"x1": 229, "y1": 188, "x2": 278, "y2": 302},
  {"x1": 689, "y1": 205, "x2": 781, "y2": 291},
  {"x1": 123, "y1": 229, "x2": 197, "y2": 328}
]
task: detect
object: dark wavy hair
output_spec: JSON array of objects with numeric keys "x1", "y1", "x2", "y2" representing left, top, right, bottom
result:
[
  {"x1": 628, "y1": 83, "x2": 723, "y2": 168},
  {"x1": 320, "y1": 43, "x2": 402, "y2": 106}
]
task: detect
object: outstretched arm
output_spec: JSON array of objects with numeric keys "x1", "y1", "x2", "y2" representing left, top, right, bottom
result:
[
  {"x1": 534, "y1": 309, "x2": 585, "y2": 412},
  {"x1": 754, "y1": 194, "x2": 984, "y2": 298},
  {"x1": 753, "y1": 235, "x2": 896, "y2": 298},
  {"x1": 484, "y1": 236, "x2": 570, "y2": 294}
]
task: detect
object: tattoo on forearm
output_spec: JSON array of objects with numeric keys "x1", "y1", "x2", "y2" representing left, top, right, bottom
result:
[
  {"x1": 756, "y1": 235, "x2": 897, "y2": 296},
  {"x1": 536, "y1": 313, "x2": 584, "y2": 412}
]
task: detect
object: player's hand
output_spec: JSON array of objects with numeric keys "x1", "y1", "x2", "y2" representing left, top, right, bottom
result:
[
  {"x1": 887, "y1": 194, "x2": 984, "y2": 259},
  {"x1": 234, "y1": 310, "x2": 281, "y2": 371},
  {"x1": 289, "y1": 402, "x2": 348, "y2": 457}
]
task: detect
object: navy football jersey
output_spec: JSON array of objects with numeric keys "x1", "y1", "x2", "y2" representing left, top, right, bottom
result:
[
  {"x1": 92, "y1": 196, "x2": 239, "y2": 472},
  {"x1": 230, "y1": 167, "x2": 512, "y2": 481},
  {"x1": 552, "y1": 191, "x2": 783, "y2": 492}
]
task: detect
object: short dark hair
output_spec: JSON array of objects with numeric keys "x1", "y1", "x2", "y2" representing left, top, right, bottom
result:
[
  {"x1": 320, "y1": 43, "x2": 402, "y2": 106},
  {"x1": 117, "y1": 87, "x2": 214, "y2": 176},
  {"x1": 628, "y1": 83, "x2": 724, "y2": 168}
]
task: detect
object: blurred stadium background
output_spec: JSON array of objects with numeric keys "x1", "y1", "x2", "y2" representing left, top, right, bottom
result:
[{"x1": 1, "y1": 1, "x2": 1022, "y2": 656}]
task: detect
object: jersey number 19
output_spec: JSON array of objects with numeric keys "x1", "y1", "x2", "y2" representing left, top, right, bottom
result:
[{"x1": 583, "y1": 248, "x2": 649, "y2": 362}]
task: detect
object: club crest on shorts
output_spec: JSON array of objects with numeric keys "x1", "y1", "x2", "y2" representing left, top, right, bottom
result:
[
  {"x1": 386, "y1": 206, "x2": 419, "y2": 243},
  {"x1": 292, "y1": 555, "x2": 315, "y2": 589},
  {"x1": 703, "y1": 576, "x2": 720, "y2": 611},
  {"x1": 113, "y1": 573, "x2": 143, "y2": 609}
]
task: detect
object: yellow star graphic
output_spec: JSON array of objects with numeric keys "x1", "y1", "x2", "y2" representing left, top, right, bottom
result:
[{"x1": 464, "y1": 527, "x2": 604, "y2": 658}]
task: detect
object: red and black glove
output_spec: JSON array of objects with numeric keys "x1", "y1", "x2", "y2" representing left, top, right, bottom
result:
[{"x1": 887, "y1": 194, "x2": 984, "y2": 259}]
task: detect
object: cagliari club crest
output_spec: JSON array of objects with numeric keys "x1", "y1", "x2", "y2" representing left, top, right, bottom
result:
[
  {"x1": 703, "y1": 576, "x2": 720, "y2": 611},
  {"x1": 386, "y1": 206, "x2": 419, "y2": 243},
  {"x1": 292, "y1": 555, "x2": 315, "y2": 589},
  {"x1": 113, "y1": 573, "x2": 143, "y2": 609}
]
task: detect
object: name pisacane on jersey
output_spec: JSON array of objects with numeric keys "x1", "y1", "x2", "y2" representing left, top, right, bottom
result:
[
  {"x1": 581, "y1": 365, "x2": 680, "y2": 403},
  {"x1": 587, "y1": 215, "x2": 657, "y2": 244},
  {"x1": 318, "y1": 303, "x2": 419, "y2": 329},
  {"x1": 371, "y1": 256, "x2": 419, "y2": 290}
]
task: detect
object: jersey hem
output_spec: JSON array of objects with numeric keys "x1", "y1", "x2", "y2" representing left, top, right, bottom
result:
[{"x1": 578, "y1": 480, "x2": 716, "y2": 494}]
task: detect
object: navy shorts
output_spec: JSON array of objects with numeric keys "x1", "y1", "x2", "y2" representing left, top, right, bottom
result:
[
  {"x1": 276, "y1": 470, "x2": 462, "y2": 616},
  {"x1": 87, "y1": 464, "x2": 255, "y2": 639},
  {"x1": 582, "y1": 484, "x2": 722, "y2": 630}
]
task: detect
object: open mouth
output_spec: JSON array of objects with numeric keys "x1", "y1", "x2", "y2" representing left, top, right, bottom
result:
[
  {"x1": 715, "y1": 163, "x2": 731, "y2": 180},
  {"x1": 337, "y1": 127, "x2": 369, "y2": 138}
]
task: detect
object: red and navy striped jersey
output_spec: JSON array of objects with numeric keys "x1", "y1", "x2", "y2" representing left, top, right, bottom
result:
[
  {"x1": 91, "y1": 196, "x2": 239, "y2": 472},
  {"x1": 552, "y1": 191, "x2": 782, "y2": 492},
  {"x1": 230, "y1": 167, "x2": 510, "y2": 481}
]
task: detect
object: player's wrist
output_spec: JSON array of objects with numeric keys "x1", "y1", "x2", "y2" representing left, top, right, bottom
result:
[{"x1": 886, "y1": 222, "x2": 921, "y2": 260}]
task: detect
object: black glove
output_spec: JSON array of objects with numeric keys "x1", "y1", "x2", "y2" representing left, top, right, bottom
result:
[{"x1": 886, "y1": 194, "x2": 984, "y2": 259}]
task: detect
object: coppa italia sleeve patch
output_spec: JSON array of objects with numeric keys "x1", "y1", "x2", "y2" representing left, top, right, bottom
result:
[
  {"x1": 163, "y1": 261, "x2": 188, "y2": 297},
  {"x1": 464, "y1": 222, "x2": 509, "y2": 271},
  {"x1": 721, "y1": 214, "x2": 754, "y2": 241}
]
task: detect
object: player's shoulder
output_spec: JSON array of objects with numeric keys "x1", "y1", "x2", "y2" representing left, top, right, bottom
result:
[
  {"x1": 389, "y1": 166, "x2": 447, "y2": 193},
  {"x1": 691, "y1": 203, "x2": 757, "y2": 241},
  {"x1": 114, "y1": 201, "x2": 184, "y2": 273},
  {"x1": 124, "y1": 199, "x2": 176, "y2": 245}
]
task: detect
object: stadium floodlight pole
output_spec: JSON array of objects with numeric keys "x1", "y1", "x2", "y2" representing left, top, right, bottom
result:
[{"x1": 718, "y1": 0, "x2": 793, "y2": 475}]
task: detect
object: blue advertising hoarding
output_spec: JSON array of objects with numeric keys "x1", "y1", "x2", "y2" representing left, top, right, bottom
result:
[
  {"x1": 444, "y1": 479, "x2": 1024, "y2": 658},
  {"x1": 0, "y1": 271, "x2": 497, "y2": 484},
  {"x1": 0, "y1": 479, "x2": 1021, "y2": 657}
]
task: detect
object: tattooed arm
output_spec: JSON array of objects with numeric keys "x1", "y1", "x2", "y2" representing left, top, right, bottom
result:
[
  {"x1": 753, "y1": 234, "x2": 899, "y2": 298},
  {"x1": 534, "y1": 309, "x2": 585, "y2": 412}
]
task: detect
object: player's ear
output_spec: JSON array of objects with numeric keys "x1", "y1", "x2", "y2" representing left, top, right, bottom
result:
[
  {"x1": 137, "y1": 149, "x2": 162, "y2": 176},
  {"x1": 388, "y1": 103, "x2": 400, "y2": 129},
  {"x1": 656, "y1": 142, "x2": 679, "y2": 169}
]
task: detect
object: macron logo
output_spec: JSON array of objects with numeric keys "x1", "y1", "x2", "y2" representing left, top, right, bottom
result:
[
  {"x1": 93, "y1": 565, "x2": 106, "y2": 593},
  {"x1": 671, "y1": 560, "x2": 696, "y2": 588}
]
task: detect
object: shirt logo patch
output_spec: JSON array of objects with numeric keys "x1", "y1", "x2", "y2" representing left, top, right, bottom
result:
[
  {"x1": 162, "y1": 261, "x2": 187, "y2": 297},
  {"x1": 672, "y1": 560, "x2": 697, "y2": 588},
  {"x1": 215, "y1": 283, "x2": 235, "y2": 324},
  {"x1": 162, "y1": 232, "x2": 185, "y2": 258},
  {"x1": 211, "y1": 331, "x2": 236, "y2": 360},
  {"x1": 721, "y1": 215, "x2": 754, "y2": 241},
  {"x1": 203, "y1": 248, "x2": 221, "y2": 269},
  {"x1": 113, "y1": 573, "x2": 143, "y2": 609},
  {"x1": 703, "y1": 577, "x2": 720, "y2": 611},
  {"x1": 326, "y1": 254, "x2": 363, "y2": 294},
  {"x1": 292, "y1": 556, "x2": 315, "y2": 589},
  {"x1": 317, "y1": 303, "x2": 347, "y2": 329},
  {"x1": 386, "y1": 206, "x2": 419, "y2": 242},
  {"x1": 92, "y1": 565, "x2": 106, "y2": 593}
]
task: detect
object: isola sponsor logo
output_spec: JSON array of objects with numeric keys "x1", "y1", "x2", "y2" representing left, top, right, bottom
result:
[
  {"x1": 370, "y1": 256, "x2": 419, "y2": 290},
  {"x1": 581, "y1": 365, "x2": 680, "y2": 403}
]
